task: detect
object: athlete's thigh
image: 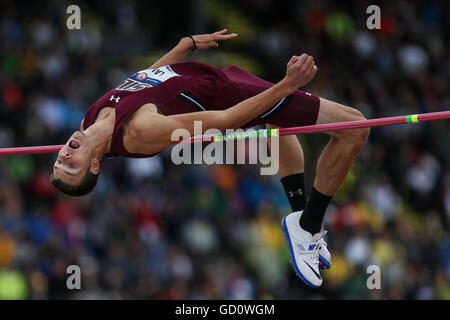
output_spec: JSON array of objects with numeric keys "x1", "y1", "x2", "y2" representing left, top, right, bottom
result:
[{"x1": 316, "y1": 98, "x2": 365, "y2": 125}]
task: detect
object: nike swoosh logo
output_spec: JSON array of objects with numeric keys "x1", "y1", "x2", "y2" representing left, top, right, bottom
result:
[{"x1": 305, "y1": 261, "x2": 322, "y2": 280}]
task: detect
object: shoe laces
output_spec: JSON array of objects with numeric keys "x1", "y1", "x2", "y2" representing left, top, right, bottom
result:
[
  {"x1": 312, "y1": 230, "x2": 327, "y2": 242},
  {"x1": 315, "y1": 231, "x2": 328, "y2": 249},
  {"x1": 299, "y1": 231, "x2": 328, "y2": 266}
]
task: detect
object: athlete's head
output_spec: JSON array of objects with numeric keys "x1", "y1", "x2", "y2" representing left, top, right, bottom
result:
[{"x1": 50, "y1": 130, "x2": 100, "y2": 196}]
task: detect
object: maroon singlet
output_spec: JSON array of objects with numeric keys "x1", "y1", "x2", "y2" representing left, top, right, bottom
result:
[{"x1": 82, "y1": 61, "x2": 320, "y2": 158}]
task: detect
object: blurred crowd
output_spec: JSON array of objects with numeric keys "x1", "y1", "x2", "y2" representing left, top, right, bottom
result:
[{"x1": 0, "y1": 0, "x2": 449, "y2": 300}]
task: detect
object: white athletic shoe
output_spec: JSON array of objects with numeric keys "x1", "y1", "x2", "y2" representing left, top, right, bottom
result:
[
  {"x1": 281, "y1": 211, "x2": 329, "y2": 288},
  {"x1": 289, "y1": 211, "x2": 331, "y2": 269}
]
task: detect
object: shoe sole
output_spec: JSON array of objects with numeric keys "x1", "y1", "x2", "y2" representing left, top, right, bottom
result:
[
  {"x1": 319, "y1": 255, "x2": 331, "y2": 269},
  {"x1": 281, "y1": 216, "x2": 320, "y2": 288}
]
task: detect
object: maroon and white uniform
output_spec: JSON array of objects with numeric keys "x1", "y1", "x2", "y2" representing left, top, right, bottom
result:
[{"x1": 82, "y1": 61, "x2": 320, "y2": 158}]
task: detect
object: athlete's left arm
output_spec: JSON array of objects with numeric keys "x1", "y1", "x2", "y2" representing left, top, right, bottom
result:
[{"x1": 149, "y1": 29, "x2": 238, "y2": 69}]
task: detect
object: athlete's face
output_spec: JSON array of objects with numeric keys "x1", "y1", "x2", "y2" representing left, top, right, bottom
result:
[{"x1": 52, "y1": 130, "x2": 93, "y2": 185}]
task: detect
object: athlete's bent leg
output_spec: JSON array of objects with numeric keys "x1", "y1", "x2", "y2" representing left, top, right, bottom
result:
[
  {"x1": 283, "y1": 98, "x2": 368, "y2": 287},
  {"x1": 300, "y1": 97, "x2": 370, "y2": 236},
  {"x1": 314, "y1": 98, "x2": 370, "y2": 195}
]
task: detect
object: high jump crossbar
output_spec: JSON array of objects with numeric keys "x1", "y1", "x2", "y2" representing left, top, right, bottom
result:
[
  {"x1": 185, "y1": 110, "x2": 450, "y2": 143},
  {"x1": 0, "y1": 110, "x2": 449, "y2": 156}
]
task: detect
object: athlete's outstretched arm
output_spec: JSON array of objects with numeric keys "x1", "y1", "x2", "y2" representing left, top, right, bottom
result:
[
  {"x1": 149, "y1": 29, "x2": 238, "y2": 69},
  {"x1": 133, "y1": 54, "x2": 318, "y2": 155}
]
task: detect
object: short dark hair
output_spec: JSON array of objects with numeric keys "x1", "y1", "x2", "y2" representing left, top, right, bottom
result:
[{"x1": 50, "y1": 170, "x2": 99, "y2": 197}]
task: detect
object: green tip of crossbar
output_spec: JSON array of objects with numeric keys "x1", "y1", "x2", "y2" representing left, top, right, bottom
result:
[
  {"x1": 213, "y1": 128, "x2": 279, "y2": 142},
  {"x1": 406, "y1": 114, "x2": 420, "y2": 123}
]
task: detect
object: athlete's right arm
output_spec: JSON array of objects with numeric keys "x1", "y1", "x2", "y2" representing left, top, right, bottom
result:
[
  {"x1": 149, "y1": 30, "x2": 238, "y2": 69},
  {"x1": 133, "y1": 54, "x2": 317, "y2": 154}
]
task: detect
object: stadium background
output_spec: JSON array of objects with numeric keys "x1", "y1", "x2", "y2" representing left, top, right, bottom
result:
[{"x1": 0, "y1": 0, "x2": 449, "y2": 299}]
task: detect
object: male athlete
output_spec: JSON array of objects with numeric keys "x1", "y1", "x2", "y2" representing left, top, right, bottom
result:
[{"x1": 51, "y1": 30, "x2": 369, "y2": 287}]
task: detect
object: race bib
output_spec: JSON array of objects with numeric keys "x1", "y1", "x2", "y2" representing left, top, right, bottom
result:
[{"x1": 114, "y1": 65, "x2": 180, "y2": 92}]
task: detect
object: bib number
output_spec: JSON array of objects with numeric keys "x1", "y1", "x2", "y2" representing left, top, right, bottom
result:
[{"x1": 114, "y1": 65, "x2": 180, "y2": 92}]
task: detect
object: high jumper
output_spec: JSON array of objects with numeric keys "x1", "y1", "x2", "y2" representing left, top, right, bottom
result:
[{"x1": 2, "y1": 29, "x2": 448, "y2": 288}]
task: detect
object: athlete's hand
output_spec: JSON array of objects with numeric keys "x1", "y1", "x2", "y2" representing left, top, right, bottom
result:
[
  {"x1": 283, "y1": 54, "x2": 318, "y2": 92},
  {"x1": 182, "y1": 29, "x2": 238, "y2": 51}
]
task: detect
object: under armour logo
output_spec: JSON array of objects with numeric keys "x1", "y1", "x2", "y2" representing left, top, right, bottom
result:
[
  {"x1": 288, "y1": 189, "x2": 303, "y2": 197},
  {"x1": 110, "y1": 95, "x2": 120, "y2": 103}
]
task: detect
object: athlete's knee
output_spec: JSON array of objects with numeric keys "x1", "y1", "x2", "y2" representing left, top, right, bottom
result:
[
  {"x1": 350, "y1": 128, "x2": 370, "y2": 152},
  {"x1": 335, "y1": 108, "x2": 370, "y2": 148},
  {"x1": 346, "y1": 116, "x2": 369, "y2": 151},
  {"x1": 349, "y1": 108, "x2": 369, "y2": 137},
  {"x1": 357, "y1": 126, "x2": 370, "y2": 147},
  {"x1": 355, "y1": 111, "x2": 370, "y2": 143},
  {"x1": 318, "y1": 98, "x2": 369, "y2": 148}
]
